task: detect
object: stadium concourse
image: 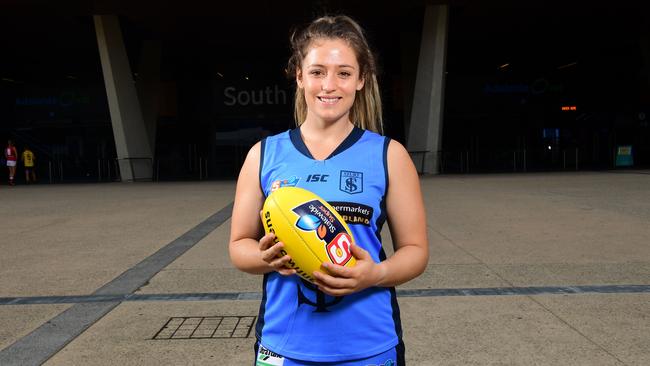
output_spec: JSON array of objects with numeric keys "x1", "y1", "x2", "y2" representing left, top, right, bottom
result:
[{"x1": 0, "y1": 172, "x2": 649, "y2": 365}]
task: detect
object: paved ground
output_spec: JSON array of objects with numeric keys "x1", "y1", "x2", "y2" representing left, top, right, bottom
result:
[{"x1": 0, "y1": 172, "x2": 648, "y2": 365}]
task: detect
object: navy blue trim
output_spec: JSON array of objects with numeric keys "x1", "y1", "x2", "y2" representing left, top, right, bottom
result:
[
  {"x1": 383, "y1": 137, "x2": 390, "y2": 195},
  {"x1": 289, "y1": 126, "x2": 365, "y2": 160},
  {"x1": 253, "y1": 341, "x2": 260, "y2": 366},
  {"x1": 289, "y1": 127, "x2": 313, "y2": 159},
  {"x1": 389, "y1": 286, "x2": 404, "y2": 344},
  {"x1": 379, "y1": 248, "x2": 387, "y2": 261},
  {"x1": 396, "y1": 339, "x2": 406, "y2": 365},
  {"x1": 254, "y1": 273, "x2": 269, "y2": 340},
  {"x1": 374, "y1": 138, "x2": 390, "y2": 244},
  {"x1": 259, "y1": 138, "x2": 267, "y2": 196},
  {"x1": 328, "y1": 126, "x2": 364, "y2": 159}
]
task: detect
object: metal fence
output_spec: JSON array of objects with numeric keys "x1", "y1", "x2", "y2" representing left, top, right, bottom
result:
[{"x1": 433, "y1": 146, "x2": 649, "y2": 174}]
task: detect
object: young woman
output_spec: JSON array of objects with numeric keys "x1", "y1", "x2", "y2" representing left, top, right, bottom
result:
[
  {"x1": 5, "y1": 140, "x2": 18, "y2": 186},
  {"x1": 229, "y1": 15, "x2": 428, "y2": 365}
]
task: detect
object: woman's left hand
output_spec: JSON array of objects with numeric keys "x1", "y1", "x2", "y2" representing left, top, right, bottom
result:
[{"x1": 312, "y1": 243, "x2": 386, "y2": 297}]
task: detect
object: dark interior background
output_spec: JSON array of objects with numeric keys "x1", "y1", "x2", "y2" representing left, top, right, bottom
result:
[{"x1": 1, "y1": 0, "x2": 648, "y2": 181}]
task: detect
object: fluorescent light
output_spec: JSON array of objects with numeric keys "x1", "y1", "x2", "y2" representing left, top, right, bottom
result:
[{"x1": 557, "y1": 62, "x2": 577, "y2": 70}]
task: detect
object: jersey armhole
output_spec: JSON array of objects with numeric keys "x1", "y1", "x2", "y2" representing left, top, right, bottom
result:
[
  {"x1": 383, "y1": 137, "x2": 390, "y2": 196},
  {"x1": 259, "y1": 138, "x2": 267, "y2": 197}
]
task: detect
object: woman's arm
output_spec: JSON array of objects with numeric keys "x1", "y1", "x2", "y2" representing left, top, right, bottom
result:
[
  {"x1": 228, "y1": 142, "x2": 296, "y2": 276},
  {"x1": 373, "y1": 139, "x2": 429, "y2": 286},
  {"x1": 313, "y1": 139, "x2": 429, "y2": 295}
]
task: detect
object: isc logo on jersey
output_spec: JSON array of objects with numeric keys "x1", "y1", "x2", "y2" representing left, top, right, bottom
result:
[{"x1": 291, "y1": 200, "x2": 353, "y2": 266}]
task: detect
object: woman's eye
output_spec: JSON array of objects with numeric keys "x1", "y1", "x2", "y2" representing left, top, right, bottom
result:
[
  {"x1": 310, "y1": 70, "x2": 323, "y2": 76},
  {"x1": 339, "y1": 72, "x2": 351, "y2": 77}
]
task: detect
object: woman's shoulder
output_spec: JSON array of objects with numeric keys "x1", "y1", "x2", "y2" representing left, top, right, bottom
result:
[{"x1": 266, "y1": 129, "x2": 293, "y2": 141}]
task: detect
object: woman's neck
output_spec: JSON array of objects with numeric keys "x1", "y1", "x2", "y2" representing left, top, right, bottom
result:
[{"x1": 299, "y1": 118, "x2": 355, "y2": 160}]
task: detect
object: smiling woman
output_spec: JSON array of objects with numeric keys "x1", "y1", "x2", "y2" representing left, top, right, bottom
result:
[
  {"x1": 229, "y1": 15, "x2": 428, "y2": 366},
  {"x1": 287, "y1": 16, "x2": 383, "y2": 135},
  {"x1": 295, "y1": 38, "x2": 365, "y2": 129}
]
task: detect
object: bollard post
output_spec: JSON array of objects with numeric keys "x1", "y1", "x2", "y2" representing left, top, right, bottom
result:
[
  {"x1": 513, "y1": 151, "x2": 517, "y2": 172},
  {"x1": 59, "y1": 161, "x2": 63, "y2": 182},
  {"x1": 204, "y1": 158, "x2": 209, "y2": 179},
  {"x1": 523, "y1": 149, "x2": 527, "y2": 172},
  {"x1": 575, "y1": 148, "x2": 579, "y2": 171},
  {"x1": 460, "y1": 151, "x2": 464, "y2": 173},
  {"x1": 49, "y1": 161, "x2": 53, "y2": 183}
]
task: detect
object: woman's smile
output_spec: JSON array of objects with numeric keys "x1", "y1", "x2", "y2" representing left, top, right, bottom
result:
[{"x1": 317, "y1": 96, "x2": 342, "y2": 105}]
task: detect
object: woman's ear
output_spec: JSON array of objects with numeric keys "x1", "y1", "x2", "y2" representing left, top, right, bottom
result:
[
  {"x1": 296, "y1": 69, "x2": 304, "y2": 89},
  {"x1": 356, "y1": 76, "x2": 365, "y2": 91}
]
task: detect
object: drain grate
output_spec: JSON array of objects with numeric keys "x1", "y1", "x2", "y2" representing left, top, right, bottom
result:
[{"x1": 153, "y1": 316, "x2": 256, "y2": 340}]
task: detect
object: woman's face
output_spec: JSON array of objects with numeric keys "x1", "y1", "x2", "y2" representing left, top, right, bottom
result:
[{"x1": 297, "y1": 38, "x2": 365, "y2": 125}]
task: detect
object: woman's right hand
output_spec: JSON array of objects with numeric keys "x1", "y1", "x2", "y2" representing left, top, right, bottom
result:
[{"x1": 259, "y1": 233, "x2": 296, "y2": 276}]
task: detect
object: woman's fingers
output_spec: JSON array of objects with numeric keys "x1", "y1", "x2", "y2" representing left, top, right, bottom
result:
[
  {"x1": 258, "y1": 233, "x2": 276, "y2": 251},
  {"x1": 258, "y1": 234, "x2": 296, "y2": 276}
]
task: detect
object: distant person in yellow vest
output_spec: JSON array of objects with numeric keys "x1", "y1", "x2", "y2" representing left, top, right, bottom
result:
[
  {"x1": 5, "y1": 140, "x2": 18, "y2": 186},
  {"x1": 22, "y1": 146, "x2": 36, "y2": 184}
]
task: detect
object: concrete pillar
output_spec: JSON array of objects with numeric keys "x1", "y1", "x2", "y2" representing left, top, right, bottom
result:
[
  {"x1": 94, "y1": 15, "x2": 153, "y2": 182},
  {"x1": 406, "y1": 4, "x2": 449, "y2": 174}
]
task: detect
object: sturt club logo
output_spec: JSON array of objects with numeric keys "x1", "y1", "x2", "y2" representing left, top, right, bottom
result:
[
  {"x1": 297, "y1": 280, "x2": 343, "y2": 313},
  {"x1": 339, "y1": 170, "x2": 363, "y2": 194},
  {"x1": 292, "y1": 200, "x2": 353, "y2": 312}
]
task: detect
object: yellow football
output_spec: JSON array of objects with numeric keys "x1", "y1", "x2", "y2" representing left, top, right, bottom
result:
[{"x1": 261, "y1": 186, "x2": 357, "y2": 283}]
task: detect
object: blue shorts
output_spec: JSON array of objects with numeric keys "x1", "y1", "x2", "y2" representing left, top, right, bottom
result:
[{"x1": 254, "y1": 341, "x2": 404, "y2": 366}]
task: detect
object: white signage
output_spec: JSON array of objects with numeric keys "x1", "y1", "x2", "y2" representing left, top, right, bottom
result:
[{"x1": 224, "y1": 85, "x2": 287, "y2": 106}]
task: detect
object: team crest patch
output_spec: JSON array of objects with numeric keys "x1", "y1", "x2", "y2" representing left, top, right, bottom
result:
[
  {"x1": 270, "y1": 176, "x2": 300, "y2": 192},
  {"x1": 339, "y1": 170, "x2": 363, "y2": 194}
]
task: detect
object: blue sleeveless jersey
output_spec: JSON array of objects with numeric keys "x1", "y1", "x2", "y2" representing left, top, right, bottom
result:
[{"x1": 257, "y1": 127, "x2": 402, "y2": 362}]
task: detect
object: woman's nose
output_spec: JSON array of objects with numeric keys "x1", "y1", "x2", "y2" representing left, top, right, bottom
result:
[{"x1": 321, "y1": 73, "x2": 336, "y2": 92}]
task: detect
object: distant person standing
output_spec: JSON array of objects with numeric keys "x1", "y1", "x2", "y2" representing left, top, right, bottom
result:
[
  {"x1": 5, "y1": 140, "x2": 18, "y2": 185},
  {"x1": 22, "y1": 146, "x2": 36, "y2": 184}
]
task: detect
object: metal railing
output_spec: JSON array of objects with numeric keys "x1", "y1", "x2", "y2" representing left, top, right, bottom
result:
[
  {"x1": 43, "y1": 158, "x2": 121, "y2": 183},
  {"x1": 436, "y1": 147, "x2": 586, "y2": 173}
]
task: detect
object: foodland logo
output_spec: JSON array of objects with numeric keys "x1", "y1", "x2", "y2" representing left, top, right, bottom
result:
[{"x1": 223, "y1": 85, "x2": 287, "y2": 106}]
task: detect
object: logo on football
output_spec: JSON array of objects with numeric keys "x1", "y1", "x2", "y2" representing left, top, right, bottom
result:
[{"x1": 292, "y1": 200, "x2": 353, "y2": 266}]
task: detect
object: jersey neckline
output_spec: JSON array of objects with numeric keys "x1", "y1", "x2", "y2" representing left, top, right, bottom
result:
[{"x1": 289, "y1": 126, "x2": 365, "y2": 160}]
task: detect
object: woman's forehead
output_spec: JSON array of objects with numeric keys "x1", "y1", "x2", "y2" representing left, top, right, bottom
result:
[{"x1": 303, "y1": 38, "x2": 358, "y2": 65}]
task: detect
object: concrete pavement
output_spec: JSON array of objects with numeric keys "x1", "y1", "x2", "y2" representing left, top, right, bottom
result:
[{"x1": 0, "y1": 172, "x2": 648, "y2": 365}]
